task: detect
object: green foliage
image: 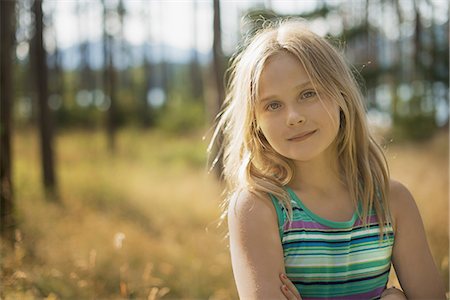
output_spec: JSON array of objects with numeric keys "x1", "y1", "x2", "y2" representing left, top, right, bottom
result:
[
  {"x1": 393, "y1": 113, "x2": 438, "y2": 141},
  {"x1": 156, "y1": 95, "x2": 206, "y2": 134},
  {"x1": 35, "y1": 276, "x2": 80, "y2": 299},
  {"x1": 56, "y1": 103, "x2": 103, "y2": 128}
]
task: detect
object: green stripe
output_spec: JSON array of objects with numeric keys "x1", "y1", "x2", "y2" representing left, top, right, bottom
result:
[
  {"x1": 296, "y1": 273, "x2": 389, "y2": 297},
  {"x1": 270, "y1": 191, "x2": 394, "y2": 298},
  {"x1": 286, "y1": 257, "x2": 391, "y2": 273},
  {"x1": 269, "y1": 193, "x2": 285, "y2": 239}
]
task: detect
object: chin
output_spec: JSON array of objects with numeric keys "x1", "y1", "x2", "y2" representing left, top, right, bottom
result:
[{"x1": 282, "y1": 152, "x2": 320, "y2": 162}]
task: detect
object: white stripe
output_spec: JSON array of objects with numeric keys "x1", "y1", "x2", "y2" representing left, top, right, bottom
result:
[
  {"x1": 285, "y1": 247, "x2": 392, "y2": 267},
  {"x1": 283, "y1": 227, "x2": 392, "y2": 242}
]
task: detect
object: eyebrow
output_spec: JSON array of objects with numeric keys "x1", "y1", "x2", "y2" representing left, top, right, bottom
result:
[{"x1": 258, "y1": 81, "x2": 313, "y2": 103}]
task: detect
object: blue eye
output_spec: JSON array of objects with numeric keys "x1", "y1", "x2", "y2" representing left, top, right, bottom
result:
[
  {"x1": 266, "y1": 102, "x2": 282, "y2": 111},
  {"x1": 301, "y1": 90, "x2": 317, "y2": 99}
]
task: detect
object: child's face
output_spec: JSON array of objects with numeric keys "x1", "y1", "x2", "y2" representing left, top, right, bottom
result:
[{"x1": 255, "y1": 51, "x2": 341, "y2": 163}]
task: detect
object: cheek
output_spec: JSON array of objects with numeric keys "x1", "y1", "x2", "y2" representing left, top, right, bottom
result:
[
  {"x1": 322, "y1": 102, "x2": 341, "y2": 130},
  {"x1": 328, "y1": 107, "x2": 342, "y2": 139},
  {"x1": 255, "y1": 114, "x2": 268, "y2": 133},
  {"x1": 331, "y1": 109, "x2": 341, "y2": 130},
  {"x1": 256, "y1": 119, "x2": 279, "y2": 151},
  {"x1": 257, "y1": 123, "x2": 270, "y2": 143},
  {"x1": 257, "y1": 117, "x2": 277, "y2": 140}
]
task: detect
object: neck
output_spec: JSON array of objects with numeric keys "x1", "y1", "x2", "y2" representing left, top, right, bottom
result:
[{"x1": 289, "y1": 148, "x2": 345, "y2": 194}]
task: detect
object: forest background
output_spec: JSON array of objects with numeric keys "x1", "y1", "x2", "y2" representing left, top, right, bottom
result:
[{"x1": 0, "y1": 0, "x2": 448, "y2": 299}]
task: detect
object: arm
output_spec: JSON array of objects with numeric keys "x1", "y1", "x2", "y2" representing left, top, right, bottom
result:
[
  {"x1": 389, "y1": 180, "x2": 446, "y2": 299},
  {"x1": 228, "y1": 190, "x2": 290, "y2": 299}
]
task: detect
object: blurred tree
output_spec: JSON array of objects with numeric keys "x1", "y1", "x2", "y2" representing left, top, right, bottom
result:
[
  {"x1": 190, "y1": 0, "x2": 204, "y2": 102},
  {"x1": 361, "y1": 0, "x2": 377, "y2": 109},
  {"x1": 77, "y1": 1, "x2": 95, "y2": 94},
  {"x1": 391, "y1": 0, "x2": 445, "y2": 139},
  {"x1": 46, "y1": 1, "x2": 65, "y2": 127},
  {"x1": 50, "y1": 43, "x2": 66, "y2": 125},
  {"x1": 159, "y1": 1, "x2": 169, "y2": 108},
  {"x1": 244, "y1": 0, "x2": 448, "y2": 140},
  {"x1": 411, "y1": 0, "x2": 424, "y2": 114},
  {"x1": 15, "y1": 0, "x2": 36, "y2": 127},
  {"x1": 243, "y1": 9, "x2": 279, "y2": 38},
  {"x1": 212, "y1": 0, "x2": 225, "y2": 118},
  {"x1": 140, "y1": 4, "x2": 154, "y2": 127},
  {"x1": 117, "y1": 0, "x2": 130, "y2": 89},
  {"x1": 390, "y1": 0, "x2": 404, "y2": 120},
  {"x1": 428, "y1": 0, "x2": 449, "y2": 130},
  {"x1": 32, "y1": 0, "x2": 58, "y2": 198},
  {"x1": 1, "y1": 0, "x2": 16, "y2": 245},
  {"x1": 210, "y1": 0, "x2": 225, "y2": 178},
  {"x1": 102, "y1": 0, "x2": 118, "y2": 152}
]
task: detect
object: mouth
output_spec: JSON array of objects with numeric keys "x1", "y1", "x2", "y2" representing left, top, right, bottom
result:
[{"x1": 287, "y1": 130, "x2": 317, "y2": 142}]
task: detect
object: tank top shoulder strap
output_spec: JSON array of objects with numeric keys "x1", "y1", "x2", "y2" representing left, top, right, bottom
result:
[{"x1": 269, "y1": 193, "x2": 286, "y2": 241}]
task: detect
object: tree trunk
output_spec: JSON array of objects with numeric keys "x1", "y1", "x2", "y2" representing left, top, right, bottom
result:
[
  {"x1": 0, "y1": 0, "x2": 16, "y2": 245},
  {"x1": 158, "y1": 1, "x2": 169, "y2": 106},
  {"x1": 425, "y1": 0, "x2": 436, "y2": 118},
  {"x1": 117, "y1": 0, "x2": 129, "y2": 89},
  {"x1": 77, "y1": 1, "x2": 94, "y2": 92},
  {"x1": 107, "y1": 39, "x2": 118, "y2": 152},
  {"x1": 102, "y1": 1, "x2": 117, "y2": 152},
  {"x1": 33, "y1": 0, "x2": 58, "y2": 198},
  {"x1": 211, "y1": 0, "x2": 225, "y2": 179},
  {"x1": 411, "y1": 0, "x2": 422, "y2": 114},
  {"x1": 391, "y1": 0, "x2": 404, "y2": 122},
  {"x1": 212, "y1": 0, "x2": 225, "y2": 115},
  {"x1": 190, "y1": 0, "x2": 204, "y2": 102}
]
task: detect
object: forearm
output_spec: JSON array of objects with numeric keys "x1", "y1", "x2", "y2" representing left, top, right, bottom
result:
[{"x1": 381, "y1": 287, "x2": 406, "y2": 300}]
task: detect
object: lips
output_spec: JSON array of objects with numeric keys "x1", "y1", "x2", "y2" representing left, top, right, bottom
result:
[{"x1": 287, "y1": 130, "x2": 317, "y2": 141}]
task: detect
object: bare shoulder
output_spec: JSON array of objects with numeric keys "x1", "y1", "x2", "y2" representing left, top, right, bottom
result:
[
  {"x1": 227, "y1": 189, "x2": 278, "y2": 227},
  {"x1": 388, "y1": 179, "x2": 421, "y2": 229},
  {"x1": 227, "y1": 189, "x2": 286, "y2": 298},
  {"x1": 388, "y1": 179, "x2": 416, "y2": 207}
]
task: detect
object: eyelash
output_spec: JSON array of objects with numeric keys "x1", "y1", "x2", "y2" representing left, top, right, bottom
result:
[
  {"x1": 266, "y1": 102, "x2": 282, "y2": 111},
  {"x1": 264, "y1": 90, "x2": 317, "y2": 111},
  {"x1": 301, "y1": 90, "x2": 317, "y2": 99}
]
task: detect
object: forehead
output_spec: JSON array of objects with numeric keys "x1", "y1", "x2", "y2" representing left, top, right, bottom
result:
[{"x1": 257, "y1": 52, "x2": 312, "y2": 100}]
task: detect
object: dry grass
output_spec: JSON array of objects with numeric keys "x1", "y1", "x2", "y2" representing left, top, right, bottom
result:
[
  {"x1": 385, "y1": 130, "x2": 449, "y2": 292},
  {"x1": 2, "y1": 128, "x2": 448, "y2": 299},
  {"x1": 3, "y1": 128, "x2": 235, "y2": 299}
]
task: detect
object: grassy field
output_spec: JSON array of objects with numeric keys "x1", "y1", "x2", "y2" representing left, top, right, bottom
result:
[
  {"x1": 384, "y1": 129, "x2": 449, "y2": 292},
  {"x1": 1, "y1": 127, "x2": 448, "y2": 299}
]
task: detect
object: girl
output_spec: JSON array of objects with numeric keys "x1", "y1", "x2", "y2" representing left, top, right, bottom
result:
[{"x1": 210, "y1": 20, "x2": 446, "y2": 299}]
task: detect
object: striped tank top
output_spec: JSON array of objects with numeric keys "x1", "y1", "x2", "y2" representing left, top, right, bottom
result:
[{"x1": 270, "y1": 187, "x2": 394, "y2": 300}]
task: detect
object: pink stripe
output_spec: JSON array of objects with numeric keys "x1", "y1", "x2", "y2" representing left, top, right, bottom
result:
[
  {"x1": 353, "y1": 215, "x2": 379, "y2": 226},
  {"x1": 285, "y1": 215, "x2": 380, "y2": 231},
  {"x1": 285, "y1": 220, "x2": 334, "y2": 230}
]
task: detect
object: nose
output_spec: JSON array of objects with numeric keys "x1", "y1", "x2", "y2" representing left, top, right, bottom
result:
[{"x1": 287, "y1": 108, "x2": 305, "y2": 126}]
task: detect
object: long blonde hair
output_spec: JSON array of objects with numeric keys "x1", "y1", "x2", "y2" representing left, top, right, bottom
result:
[{"x1": 210, "y1": 19, "x2": 393, "y2": 238}]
